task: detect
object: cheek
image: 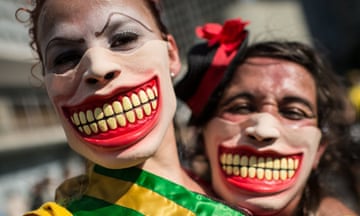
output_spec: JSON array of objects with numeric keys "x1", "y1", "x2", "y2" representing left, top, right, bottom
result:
[
  {"x1": 203, "y1": 129, "x2": 218, "y2": 158},
  {"x1": 291, "y1": 130, "x2": 320, "y2": 151},
  {"x1": 285, "y1": 127, "x2": 322, "y2": 168},
  {"x1": 45, "y1": 73, "x2": 78, "y2": 102}
]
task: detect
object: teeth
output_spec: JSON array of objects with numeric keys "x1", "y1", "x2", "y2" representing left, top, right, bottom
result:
[
  {"x1": 147, "y1": 88, "x2": 155, "y2": 100},
  {"x1": 116, "y1": 114, "x2": 126, "y2": 127},
  {"x1": 257, "y1": 168, "x2": 264, "y2": 179},
  {"x1": 125, "y1": 110, "x2": 136, "y2": 123},
  {"x1": 72, "y1": 113, "x2": 80, "y2": 126},
  {"x1": 94, "y1": 108, "x2": 104, "y2": 120},
  {"x1": 233, "y1": 155, "x2": 240, "y2": 165},
  {"x1": 112, "y1": 101, "x2": 123, "y2": 114},
  {"x1": 240, "y1": 156, "x2": 248, "y2": 166},
  {"x1": 86, "y1": 110, "x2": 94, "y2": 122},
  {"x1": 90, "y1": 122, "x2": 98, "y2": 133},
  {"x1": 249, "y1": 167, "x2": 256, "y2": 178},
  {"x1": 98, "y1": 120, "x2": 108, "y2": 132},
  {"x1": 79, "y1": 112, "x2": 86, "y2": 124},
  {"x1": 241, "y1": 167, "x2": 247, "y2": 178},
  {"x1": 70, "y1": 86, "x2": 158, "y2": 135},
  {"x1": 122, "y1": 96, "x2": 133, "y2": 111},
  {"x1": 131, "y1": 93, "x2": 141, "y2": 106},
  {"x1": 107, "y1": 117, "x2": 117, "y2": 130},
  {"x1": 143, "y1": 103, "x2": 152, "y2": 116},
  {"x1": 220, "y1": 153, "x2": 299, "y2": 181},
  {"x1": 103, "y1": 103, "x2": 114, "y2": 117},
  {"x1": 139, "y1": 90, "x2": 149, "y2": 103},
  {"x1": 83, "y1": 125, "x2": 91, "y2": 135}
]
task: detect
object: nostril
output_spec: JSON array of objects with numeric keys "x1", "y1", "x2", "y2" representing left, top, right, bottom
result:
[
  {"x1": 248, "y1": 134, "x2": 274, "y2": 142},
  {"x1": 86, "y1": 78, "x2": 98, "y2": 84},
  {"x1": 85, "y1": 71, "x2": 119, "y2": 85},
  {"x1": 104, "y1": 72, "x2": 115, "y2": 80},
  {"x1": 248, "y1": 134, "x2": 258, "y2": 141},
  {"x1": 262, "y1": 138, "x2": 274, "y2": 142}
]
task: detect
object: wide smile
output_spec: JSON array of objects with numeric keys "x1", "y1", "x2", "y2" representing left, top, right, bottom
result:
[
  {"x1": 218, "y1": 146, "x2": 302, "y2": 193},
  {"x1": 63, "y1": 77, "x2": 159, "y2": 148}
]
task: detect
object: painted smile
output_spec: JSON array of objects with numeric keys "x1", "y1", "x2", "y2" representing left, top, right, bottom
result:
[
  {"x1": 219, "y1": 146, "x2": 302, "y2": 193},
  {"x1": 63, "y1": 78, "x2": 159, "y2": 148}
]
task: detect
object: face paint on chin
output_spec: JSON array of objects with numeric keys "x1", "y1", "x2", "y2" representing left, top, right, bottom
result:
[{"x1": 204, "y1": 115, "x2": 323, "y2": 213}]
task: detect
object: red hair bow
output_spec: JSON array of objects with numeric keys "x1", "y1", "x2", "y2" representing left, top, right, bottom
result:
[
  {"x1": 196, "y1": 18, "x2": 249, "y2": 55},
  {"x1": 185, "y1": 18, "x2": 249, "y2": 117}
]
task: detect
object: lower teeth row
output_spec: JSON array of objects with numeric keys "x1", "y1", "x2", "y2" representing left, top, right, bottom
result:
[{"x1": 222, "y1": 165, "x2": 295, "y2": 180}]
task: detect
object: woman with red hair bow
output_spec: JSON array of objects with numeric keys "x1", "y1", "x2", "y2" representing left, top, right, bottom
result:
[{"x1": 176, "y1": 18, "x2": 358, "y2": 215}]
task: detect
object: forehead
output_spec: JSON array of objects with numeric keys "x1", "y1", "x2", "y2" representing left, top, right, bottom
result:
[
  {"x1": 228, "y1": 57, "x2": 316, "y2": 96},
  {"x1": 37, "y1": 0, "x2": 154, "y2": 40}
]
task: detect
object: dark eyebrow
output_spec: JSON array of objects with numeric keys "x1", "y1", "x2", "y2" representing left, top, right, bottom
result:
[
  {"x1": 95, "y1": 12, "x2": 154, "y2": 37},
  {"x1": 220, "y1": 92, "x2": 254, "y2": 107}
]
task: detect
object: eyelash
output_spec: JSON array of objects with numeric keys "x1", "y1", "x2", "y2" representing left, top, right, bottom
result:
[
  {"x1": 110, "y1": 31, "x2": 140, "y2": 50},
  {"x1": 53, "y1": 50, "x2": 81, "y2": 66}
]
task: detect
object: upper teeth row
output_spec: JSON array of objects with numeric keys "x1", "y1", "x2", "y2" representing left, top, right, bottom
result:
[
  {"x1": 70, "y1": 87, "x2": 158, "y2": 135},
  {"x1": 220, "y1": 153, "x2": 299, "y2": 170}
]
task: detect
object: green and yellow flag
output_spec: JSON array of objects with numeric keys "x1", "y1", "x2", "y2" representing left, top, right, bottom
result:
[{"x1": 25, "y1": 165, "x2": 249, "y2": 216}]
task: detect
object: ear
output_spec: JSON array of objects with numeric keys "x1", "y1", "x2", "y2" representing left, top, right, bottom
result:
[
  {"x1": 166, "y1": 35, "x2": 181, "y2": 77},
  {"x1": 312, "y1": 141, "x2": 328, "y2": 169}
]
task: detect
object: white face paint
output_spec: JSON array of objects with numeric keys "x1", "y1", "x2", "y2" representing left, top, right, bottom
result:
[
  {"x1": 203, "y1": 57, "x2": 325, "y2": 215},
  {"x1": 37, "y1": 0, "x2": 181, "y2": 169}
]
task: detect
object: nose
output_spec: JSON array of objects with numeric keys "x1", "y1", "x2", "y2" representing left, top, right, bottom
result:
[
  {"x1": 81, "y1": 47, "x2": 121, "y2": 85},
  {"x1": 244, "y1": 113, "x2": 280, "y2": 144}
]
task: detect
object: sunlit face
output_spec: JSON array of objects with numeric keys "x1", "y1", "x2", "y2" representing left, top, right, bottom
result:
[
  {"x1": 203, "y1": 57, "x2": 325, "y2": 215},
  {"x1": 37, "y1": 0, "x2": 181, "y2": 169}
]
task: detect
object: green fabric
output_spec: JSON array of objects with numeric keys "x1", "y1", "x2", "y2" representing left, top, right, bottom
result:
[
  {"x1": 68, "y1": 196, "x2": 143, "y2": 216},
  {"x1": 67, "y1": 165, "x2": 247, "y2": 215}
]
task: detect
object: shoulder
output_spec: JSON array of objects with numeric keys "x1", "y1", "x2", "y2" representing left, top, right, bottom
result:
[
  {"x1": 317, "y1": 196, "x2": 358, "y2": 216},
  {"x1": 55, "y1": 174, "x2": 89, "y2": 206},
  {"x1": 23, "y1": 202, "x2": 72, "y2": 216}
]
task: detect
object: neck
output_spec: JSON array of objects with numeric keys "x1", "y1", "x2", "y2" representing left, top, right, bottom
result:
[{"x1": 140, "y1": 123, "x2": 207, "y2": 195}]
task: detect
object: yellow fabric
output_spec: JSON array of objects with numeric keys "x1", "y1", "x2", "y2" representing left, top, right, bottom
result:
[
  {"x1": 349, "y1": 84, "x2": 360, "y2": 113},
  {"x1": 86, "y1": 171, "x2": 195, "y2": 216},
  {"x1": 23, "y1": 202, "x2": 72, "y2": 216}
]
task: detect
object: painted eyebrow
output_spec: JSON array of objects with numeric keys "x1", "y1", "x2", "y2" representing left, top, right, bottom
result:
[{"x1": 95, "y1": 12, "x2": 154, "y2": 37}]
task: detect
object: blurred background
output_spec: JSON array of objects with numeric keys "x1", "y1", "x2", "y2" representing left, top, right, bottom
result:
[{"x1": 0, "y1": 0, "x2": 359, "y2": 215}]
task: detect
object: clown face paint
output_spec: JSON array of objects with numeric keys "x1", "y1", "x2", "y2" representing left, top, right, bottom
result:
[
  {"x1": 203, "y1": 57, "x2": 325, "y2": 215},
  {"x1": 37, "y1": 0, "x2": 180, "y2": 169}
]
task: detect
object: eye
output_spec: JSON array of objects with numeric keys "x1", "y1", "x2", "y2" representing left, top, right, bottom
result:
[
  {"x1": 51, "y1": 50, "x2": 82, "y2": 74},
  {"x1": 225, "y1": 103, "x2": 255, "y2": 115},
  {"x1": 110, "y1": 31, "x2": 139, "y2": 51},
  {"x1": 280, "y1": 107, "x2": 313, "y2": 120}
]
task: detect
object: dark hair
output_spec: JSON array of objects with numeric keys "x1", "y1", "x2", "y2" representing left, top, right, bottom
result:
[{"x1": 16, "y1": 0, "x2": 168, "y2": 73}]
